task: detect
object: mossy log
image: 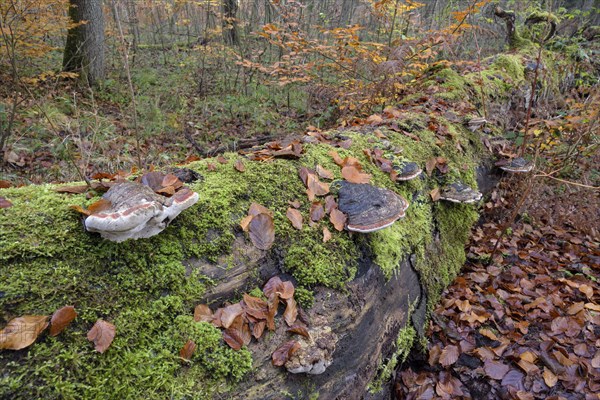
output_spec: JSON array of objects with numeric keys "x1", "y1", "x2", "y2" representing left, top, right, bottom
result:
[{"x1": 0, "y1": 52, "x2": 559, "y2": 399}]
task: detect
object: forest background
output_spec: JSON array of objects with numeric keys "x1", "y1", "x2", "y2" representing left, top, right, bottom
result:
[{"x1": 0, "y1": 0, "x2": 597, "y2": 186}]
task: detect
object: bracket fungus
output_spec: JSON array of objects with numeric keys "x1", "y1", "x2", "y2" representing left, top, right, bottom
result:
[
  {"x1": 84, "y1": 181, "x2": 199, "y2": 242},
  {"x1": 466, "y1": 117, "x2": 487, "y2": 132},
  {"x1": 337, "y1": 181, "x2": 409, "y2": 233},
  {"x1": 393, "y1": 161, "x2": 422, "y2": 181},
  {"x1": 498, "y1": 157, "x2": 534, "y2": 173},
  {"x1": 439, "y1": 182, "x2": 482, "y2": 204}
]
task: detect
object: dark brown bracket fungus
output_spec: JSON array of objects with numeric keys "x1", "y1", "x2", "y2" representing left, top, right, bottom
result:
[
  {"x1": 84, "y1": 182, "x2": 199, "y2": 242},
  {"x1": 439, "y1": 182, "x2": 482, "y2": 204},
  {"x1": 337, "y1": 181, "x2": 409, "y2": 233},
  {"x1": 393, "y1": 161, "x2": 422, "y2": 181},
  {"x1": 498, "y1": 157, "x2": 534, "y2": 173}
]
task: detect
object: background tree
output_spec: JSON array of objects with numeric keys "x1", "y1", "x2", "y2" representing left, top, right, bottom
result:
[{"x1": 63, "y1": 0, "x2": 105, "y2": 84}]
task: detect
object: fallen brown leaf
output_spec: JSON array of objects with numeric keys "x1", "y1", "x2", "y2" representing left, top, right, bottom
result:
[
  {"x1": 0, "y1": 315, "x2": 49, "y2": 350},
  {"x1": 49, "y1": 306, "x2": 77, "y2": 336},
  {"x1": 0, "y1": 197, "x2": 14, "y2": 209},
  {"x1": 193, "y1": 304, "x2": 214, "y2": 323},
  {"x1": 316, "y1": 165, "x2": 334, "y2": 180},
  {"x1": 272, "y1": 340, "x2": 301, "y2": 366},
  {"x1": 87, "y1": 319, "x2": 116, "y2": 353},
  {"x1": 341, "y1": 166, "x2": 371, "y2": 184},
  {"x1": 234, "y1": 159, "x2": 246, "y2": 172},
  {"x1": 249, "y1": 213, "x2": 275, "y2": 250},
  {"x1": 286, "y1": 207, "x2": 303, "y2": 230},
  {"x1": 323, "y1": 227, "x2": 332, "y2": 243},
  {"x1": 330, "y1": 208, "x2": 347, "y2": 231},
  {"x1": 180, "y1": 339, "x2": 196, "y2": 361}
]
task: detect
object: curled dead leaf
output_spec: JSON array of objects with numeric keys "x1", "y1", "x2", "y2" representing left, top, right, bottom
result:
[
  {"x1": 50, "y1": 306, "x2": 77, "y2": 336},
  {"x1": 323, "y1": 227, "x2": 332, "y2": 243},
  {"x1": 0, "y1": 197, "x2": 13, "y2": 208},
  {"x1": 341, "y1": 166, "x2": 371, "y2": 184},
  {"x1": 180, "y1": 339, "x2": 196, "y2": 361},
  {"x1": 330, "y1": 208, "x2": 347, "y2": 231},
  {"x1": 316, "y1": 165, "x2": 334, "y2": 180},
  {"x1": 272, "y1": 340, "x2": 301, "y2": 366}
]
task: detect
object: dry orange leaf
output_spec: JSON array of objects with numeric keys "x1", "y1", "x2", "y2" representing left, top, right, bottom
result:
[
  {"x1": 206, "y1": 163, "x2": 217, "y2": 172},
  {"x1": 55, "y1": 185, "x2": 88, "y2": 194},
  {"x1": 328, "y1": 150, "x2": 344, "y2": 166},
  {"x1": 330, "y1": 209, "x2": 347, "y2": 231},
  {"x1": 161, "y1": 174, "x2": 180, "y2": 188},
  {"x1": 248, "y1": 202, "x2": 273, "y2": 217},
  {"x1": 287, "y1": 323, "x2": 310, "y2": 339},
  {"x1": 277, "y1": 281, "x2": 295, "y2": 300},
  {"x1": 306, "y1": 174, "x2": 330, "y2": 197},
  {"x1": 70, "y1": 205, "x2": 91, "y2": 216},
  {"x1": 87, "y1": 319, "x2": 116, "y2": 353},
  {"x1": 323, "y1": 227, "x2": 332, "y2": 243},
  {"x1": 87, "y1": 198, "x2": 112, "y2": 213},
  {"x1": 0, "y1": 315, "x2": 49, "y2": 350},
  {"x1": 286, "y1": 207, "x2": 303, "y2": 230},
  {"x1": 180, "y1": 339, "x2": 196, "y2": 361},
  {"x1": 234, "y1": 159, "x2": 246, "y2": 172},
  {"x1": 217, "y1": 156, "x2": 228, "y2": 164},
  {"x1": 156, "y1": 186, "x2": 175, "y2": 196},
  {"x1": 430, "y1": 187, "x2": 441, "y2": 202},
  {"x1": 341, "y1": 166, "x2": 371, "y2": 184},
  {"x1": 316, "y1": 165, "x2": 334, "y2": 180},
  {"x1": 193, "y1": 304, "x2": 213, "y2": 323},
  {"x1": 50, "y1": 306, "x2": 77, "y2": 336},
  {"x1": 542, "y1": 367, "x2": 557, "y2": 387},
  {"x1": 310, "y1": 202, "x2": 325, "y2": 222}
]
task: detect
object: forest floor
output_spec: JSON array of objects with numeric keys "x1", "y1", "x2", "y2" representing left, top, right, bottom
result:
[{"x1": 395, "y1": 170, "x2": 600, "y2": 400}]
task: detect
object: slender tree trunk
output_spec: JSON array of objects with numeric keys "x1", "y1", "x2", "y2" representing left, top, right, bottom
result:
[
  {"x1": 63, "y1": 0, "x2": 105, "y2": 85},
  {"x1": 222, "y1": 0, "x2": 239, "y2": 46}
]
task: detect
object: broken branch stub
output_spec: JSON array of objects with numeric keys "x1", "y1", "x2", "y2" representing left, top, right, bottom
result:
[{"x1": 84, "y1": 182, "x2": 199, "y2": 242}]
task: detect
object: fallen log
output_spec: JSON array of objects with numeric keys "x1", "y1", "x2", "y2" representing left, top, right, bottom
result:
[{"x1": 0, "y1": 50, "x2": 561, "y2": 399}]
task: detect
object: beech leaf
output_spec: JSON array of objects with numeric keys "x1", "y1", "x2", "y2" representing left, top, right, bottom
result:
[
  {"x1": 193, "y1": 304, "x2": 214, "y2": 323},
  {"x1": 330, "y1": 208, "x2": 347, "y2": 231},
  {"x1": 248, "y1": 213, "x2": 275, "y2": 250},
  {"x1": 323, "y1": 227, "x2": 332, "y2": 243},
  {"x1": 180, "y1": 339, "x2": 196, "y2": 361},
  {"x1": 0, "y1": 315, "x2": 49, "y2": 350},
  {"x1": 439, "y1": 345, "x2": 459, "y2": 367},
  {"x1": 341, "y1": 166, "x2": 371, "y2": 184},
  {"x1": 272, "y1": 340, "x2": 301, "y2": 366},
  {"x1": 50, "y1": 306, "x2": 77, "y2": 336},
  {"x1": 87, "y1": 319, "x2": 116, "y2": 353},
  {"x1": 286, "y1": 207, "x2": 303, "y2": 230}
]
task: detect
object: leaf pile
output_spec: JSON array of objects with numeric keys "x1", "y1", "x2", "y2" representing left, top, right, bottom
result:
[
  {"x1": 193, "y1": 276, "x2": 308, "y2": 366},
  {"x1": 240, "y1": 138, "x2": 304, "y2": 161},
  {"x1": 395, "y1": 207, "x2": 600, "y2": 399}
]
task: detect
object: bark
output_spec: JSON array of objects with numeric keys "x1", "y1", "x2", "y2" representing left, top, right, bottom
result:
[
  {"x1": 63, "y1": 0, "x2": 105, "y2": 85},
  {"x1": 222, "y1": 0, "x2": 239, "y2": 46}
]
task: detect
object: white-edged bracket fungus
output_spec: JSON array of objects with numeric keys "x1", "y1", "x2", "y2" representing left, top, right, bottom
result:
[
  {"x1": 84, "y1": 181, "x2": 199, "y2": 242},
  {"x1": 499, "y1": 157, "x2": 534, "y2": 173},
  {"x1": 466, "y1": 117, "x2": 487, "y2": 132},
  {"x1": 337, "y1": 181, "x2": 409, "y2": 233},
  {"x1": 393, "y1": 161, "x2": 422, "y2": 181},
  {"x1": 439, "y1": 182, "x2": 482, "y2": 204}
]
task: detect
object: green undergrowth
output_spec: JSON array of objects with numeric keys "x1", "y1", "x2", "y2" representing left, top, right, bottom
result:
[{"x1": 0, "y1": 118, "x2": 484, "y2": 398}]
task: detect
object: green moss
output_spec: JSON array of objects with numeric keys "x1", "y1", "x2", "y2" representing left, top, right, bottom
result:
[
  {"x1": 491, "y1": 54, "x2": 525, "y2": 82},
  {"x1": 368, "y1": 325, "x2": 417, "y2": 393},
  {"x1": 0, "y1": 109, "x2": 485, "y2": 399}
]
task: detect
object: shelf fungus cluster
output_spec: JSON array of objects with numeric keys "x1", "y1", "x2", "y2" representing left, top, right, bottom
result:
[
  {"x1": 337, "y1": 181, "x2": 409, "y2": 233},
  {"x1": 439, "y1": 182, "x2": 482, "y2": 204},
  {"x1": 84, "y1": 181, "x2": 199, "y2": 242}
]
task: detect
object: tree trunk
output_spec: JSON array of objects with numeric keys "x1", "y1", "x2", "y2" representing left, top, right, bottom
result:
[
  {"x1": 222, "y1": 0, "x2": 239, "y2": 46},
  {"x1": 63, "y1": 0, "x2": 105, "y2": 85}
]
